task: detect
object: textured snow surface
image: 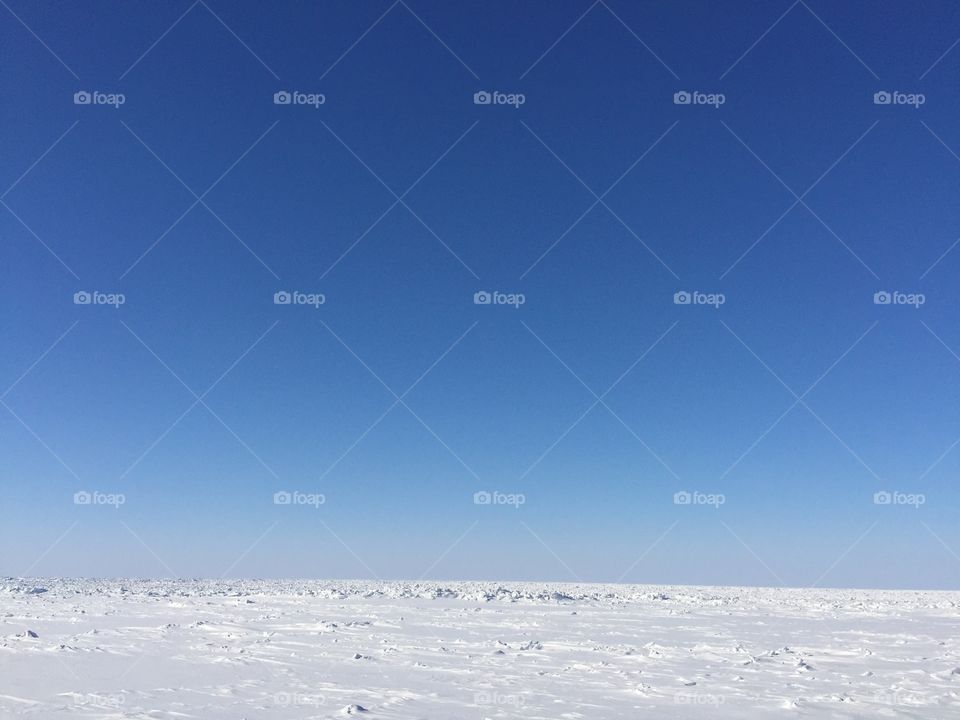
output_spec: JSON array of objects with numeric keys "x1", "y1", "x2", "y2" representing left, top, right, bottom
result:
[{"x1": 1, "y1": 579, "x2": 958, "y2": 718}]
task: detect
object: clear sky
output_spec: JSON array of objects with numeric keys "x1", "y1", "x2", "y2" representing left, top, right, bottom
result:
[{"x1": 2, "y1": 0, "x2": 960, "y2": 588}]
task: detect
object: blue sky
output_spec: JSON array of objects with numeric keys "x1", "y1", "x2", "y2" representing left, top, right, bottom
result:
[{"x1": 2, "y1": 0, "x2": 960, "y2": 588}]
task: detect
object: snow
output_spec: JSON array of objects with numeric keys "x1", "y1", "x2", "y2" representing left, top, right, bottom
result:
[{"x1": 1, "y1": 578, "x2": 958, "y2": 718}]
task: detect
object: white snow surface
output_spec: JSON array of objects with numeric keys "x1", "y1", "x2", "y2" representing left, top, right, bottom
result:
[{"x1": 1, "y1": 578, "x2": 958, "y2": 718}]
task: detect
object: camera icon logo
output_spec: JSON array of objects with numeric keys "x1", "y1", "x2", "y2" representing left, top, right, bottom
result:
[
  {"x1": 874, "y1": 490, "x2": 892, "y2": 505},
  {"x1": 673, "y1": 490, "x2": 692, "y2": 505},
  {"x1": 673, "y1": 91, "x2": 692, "y2": 105},
  {"x1": 873, "y1": 91, "x2": 892, "y2": 105},
  {"x1": 474, "y1": 91, "x2": 492, "y2": 105},
  {"x1": 673, "y1": 291, "x2": 691, "y2": 305},
  {"x1": 74, "y1": 490, "x2": 92, "y2": 505},
  {"x1": 73, "y1": 291, "x2": 92, "y2": 305},
  {"x1": 273, "y1": 491, "x2": 292, "y2": 505},
  {"x1": 473, "y1": 290, "x2": 492, "y2": 305},
  {"x1": 274, "y1": 290, "x2": 292, "y2": 305},
  {"x1": 873, "y1": 291, "x2": 891, "y2": 305},
  {"x1": 73, "y1": 91, "x2": 92, "y2": 105},
  {"x1": 274, "y1": 91, "x2": 292, "y2": 105},
  {"x1": 473, "y1": 490, "x2": 492, "y2": 505}
]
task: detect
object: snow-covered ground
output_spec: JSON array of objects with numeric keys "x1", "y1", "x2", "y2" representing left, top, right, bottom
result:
[{"x1": 1, "y1": 579, "x2": 958, "y2": 718}]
